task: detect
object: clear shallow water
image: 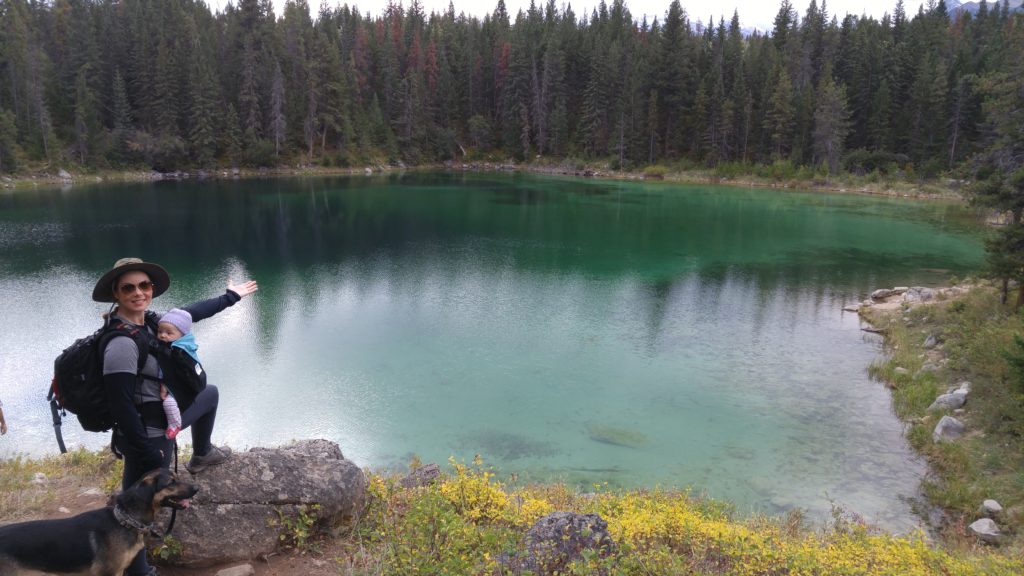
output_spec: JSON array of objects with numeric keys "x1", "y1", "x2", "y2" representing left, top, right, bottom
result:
[{"x1": 0, "y1": 173, "x2": 985, "y2": 531}]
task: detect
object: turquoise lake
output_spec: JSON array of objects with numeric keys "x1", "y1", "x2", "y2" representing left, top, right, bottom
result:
[{"x1": 0, "y1": 172, "x2": 986, "y2": 531}]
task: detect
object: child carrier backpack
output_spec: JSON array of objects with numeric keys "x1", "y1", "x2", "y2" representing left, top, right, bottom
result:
[
  {"x1": 48, "y1": 311, "x2": 158, "y2": 452},
  {"x1": 154, "y1": 343, "x2": 207, "y2": 408}
]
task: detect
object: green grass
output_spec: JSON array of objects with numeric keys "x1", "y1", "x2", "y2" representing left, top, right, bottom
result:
[{"x1": 0, "y1": 446, "x2": 122, "y2": 520}]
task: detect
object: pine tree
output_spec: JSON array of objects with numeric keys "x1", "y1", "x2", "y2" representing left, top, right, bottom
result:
[
  {"x1": 0, "y1": 0, "x2": 32, "y2": 141},
  {"x1": 0, "y1": 108, "x2": 19, "y2": 172},
  {"x1": 111, "y1": 68, "x2": 133, "y2": 132},
  {"x1": 152, "y1": 37, "x2": 180, "y2": 138},
  {"x1": 970, "y1": 23, "x2": 1024, "y2": 304},
  {"x1": 73, "y1": 66, "x2": 97, "y2": 165},
  {"x1": 239, "y1": 38, "x2": 263, "y2": 146},
  {"x1": 812, "y1": 78, "x2": 851, "y2": 173},
  {"x1": 188, "y1": 61, "x2": 219, "y2": 166},
  {"x1": 767, "y1": 67, "x2": 795, "y2": 160},
  {"x1": 110, "y1": 68, "x2": 134, "y2": 165},
  {"x1": 658, "y1": 1, "x2": 695, "y2": 158},
  {"x1": 270, "y1": 61, "x2": 286, "y2": 156},
  {"x1": 222, "y1": 104, "x2": 243, "y2": 166},
  {"x1": 869, "y1": 78, "x2": 893, "y2": 152}
]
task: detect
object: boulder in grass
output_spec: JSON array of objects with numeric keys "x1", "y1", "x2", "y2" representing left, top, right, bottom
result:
[
  {"x1": 927, "y1": 391, "x2": 967, "y2": 412},
  {"x1": 981, "y1": 500, "x2": 1004, "y2": 518},
  {"x1": 165, "y1": 440, "x2": 367, "y2": 567},
  {"x1": 933, "y1": 416, "x2": 965, "y2": 443},
  {"x1": 969, "y1": 518, "x2": 1001, "y2": 544},
  {"x1": 502, "y1": 512, "x2": 616, "y2": 574}
]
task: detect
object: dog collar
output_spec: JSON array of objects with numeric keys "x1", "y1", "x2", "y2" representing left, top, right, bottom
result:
[{"x1": 113, "y1": 504, "x2": 162, "y2": 537}]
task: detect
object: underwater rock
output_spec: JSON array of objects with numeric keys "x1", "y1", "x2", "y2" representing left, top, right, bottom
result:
[
  {"x1": 457, "y1": 430, "x2": 558, "y2": 461},
  {"x1": 585, "y1": 424, "x2": 649, "y2": 448}
]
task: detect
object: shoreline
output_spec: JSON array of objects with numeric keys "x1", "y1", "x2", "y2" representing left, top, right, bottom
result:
[
  {"x1": 1, "y1": 161, "x2": 967, "y2": 202},
  {"x1": 854, "y1": 283, "x2": 1023, "y2": 550}
]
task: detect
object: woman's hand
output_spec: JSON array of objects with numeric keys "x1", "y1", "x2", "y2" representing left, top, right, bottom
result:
[{"x1": 228, "y1": 279, "x2": 258, "y2": 298}]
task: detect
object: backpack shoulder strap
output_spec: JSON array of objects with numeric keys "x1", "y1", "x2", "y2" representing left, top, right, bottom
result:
[{"x1": 98, "y1": 319, "x2": 152, "y2": 375}]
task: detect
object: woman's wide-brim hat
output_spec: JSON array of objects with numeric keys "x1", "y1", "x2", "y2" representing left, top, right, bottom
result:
[{"x1": 92, "y1": 257, "x2": 171, "y2": 302}]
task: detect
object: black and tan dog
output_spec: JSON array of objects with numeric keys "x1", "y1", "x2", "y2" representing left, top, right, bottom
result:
[{"x1": 0, "y1": 468, "x2": 198, "y2": 576}]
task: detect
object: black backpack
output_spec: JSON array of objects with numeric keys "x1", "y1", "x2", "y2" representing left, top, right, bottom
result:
[{"x1": 48, "y1": 312, "x2": 158, "y2": 452}]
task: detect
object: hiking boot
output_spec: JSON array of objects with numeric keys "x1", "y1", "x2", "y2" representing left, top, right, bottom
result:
[{"x1": 186, "y1": 445, "x2": 232, "y2": 473}]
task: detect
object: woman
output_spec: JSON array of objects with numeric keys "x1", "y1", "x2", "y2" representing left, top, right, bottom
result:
[{"x1": 93, "y1": 257, "x2": 256, "y2": 576}]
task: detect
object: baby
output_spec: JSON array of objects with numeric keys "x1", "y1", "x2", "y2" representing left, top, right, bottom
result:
[{"x1": 156, "y1": 308, "x2": 200, "y2": 439}]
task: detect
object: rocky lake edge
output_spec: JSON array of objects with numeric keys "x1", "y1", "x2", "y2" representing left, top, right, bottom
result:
[{"x1": 852, "y1": 283, "x2": 1023, "y2": 551}]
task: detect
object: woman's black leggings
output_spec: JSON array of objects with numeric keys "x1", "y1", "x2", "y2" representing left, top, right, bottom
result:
[{"x1": 120, "y1": 384, "x2": 220, "y2": 576}]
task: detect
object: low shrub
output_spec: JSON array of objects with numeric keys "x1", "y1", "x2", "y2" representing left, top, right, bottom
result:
[
  {"x1": 643, "y1": 164, "x2": 668, "y2": 179},
  {"x1": 351, "y1": 458, "x2": 1023, "y2": 575}
]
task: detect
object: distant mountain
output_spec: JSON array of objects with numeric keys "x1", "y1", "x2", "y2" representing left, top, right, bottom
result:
[{"x1": 948, "y1": 0, "x2": 1024, "y2": 17}]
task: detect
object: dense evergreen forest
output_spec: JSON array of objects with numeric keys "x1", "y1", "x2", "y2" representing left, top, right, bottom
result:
[{"x1": 0, "y1": 0, "x2": 1021, "y2": 182}]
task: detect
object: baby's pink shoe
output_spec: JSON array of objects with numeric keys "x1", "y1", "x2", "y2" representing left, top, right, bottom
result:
[{"x1": 166, "y1": 427, "x2": 180, "y2": 440}]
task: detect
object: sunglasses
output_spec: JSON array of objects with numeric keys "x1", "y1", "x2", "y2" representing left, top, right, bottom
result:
[{"x1": 117, "y1": 280, "x2": 155, "y2": 295}]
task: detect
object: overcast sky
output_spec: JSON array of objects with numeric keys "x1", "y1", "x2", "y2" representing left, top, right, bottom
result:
[{"x1": 213, "y1": 1, "x2": 930, "y2": 31}]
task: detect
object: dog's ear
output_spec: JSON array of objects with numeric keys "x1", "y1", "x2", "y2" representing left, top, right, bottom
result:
[
  {"x1": 154, "y1": 469, "x2": 176, "y2": 491},
  {"x1": 117, "y1": 468, "x2": 162, "y2": 510}
]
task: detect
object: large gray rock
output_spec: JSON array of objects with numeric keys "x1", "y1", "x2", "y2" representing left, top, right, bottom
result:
[
  {"x1": 870, "y1": 288, "x2": 895, "y2": 300},
  {"x1": 969, "y1": 518, "x2": 1001, "y2": 543},
  {"x1": 903, "y1": 287, "x2": 937, "y2": 303},
  {"x1": 165, "y1": 440, "x2": 366, "y2": 566},
  {"x1": 933, "y1": 416, "x2": 965, "y2": 443},
  {"x1": 928, "y1": 391, "x2": 967, "y2": 412},
  {"x1": 503, "y1": 512, "x2": 615, "y2": 575},
  {"x1": 981, "y1": 500, "x2": 1004, "y2": 518}
]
